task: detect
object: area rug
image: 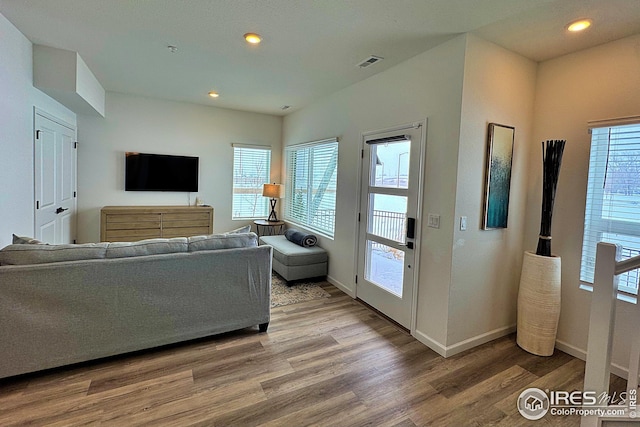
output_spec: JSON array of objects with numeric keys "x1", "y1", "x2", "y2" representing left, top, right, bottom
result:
[{"x1": 271, "y1": 274, "x2": 331, "y2": 307}]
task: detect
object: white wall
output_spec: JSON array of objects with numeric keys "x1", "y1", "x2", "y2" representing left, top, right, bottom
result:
[
  {"x1": 528, "y1": 34, "x2": 640, "y2": 372},
  {"x1": 449, "y1": 35, "x2": 536, "y2": 350},
  {"x1": 0, "y1": 13, "x2": 33, "y2": 248},
  {"x1": 76, "y1": 92, "x2": 282, "y2": 243},
  {"x1": 283, "y1": 33, "x2": 539, "y2": 355},
  {"x1": 283, "y1": 35, "x2": 468, "y2": 349},
  {"x1": 0, "y1": 13, "x2": 76, "y2": 248}
]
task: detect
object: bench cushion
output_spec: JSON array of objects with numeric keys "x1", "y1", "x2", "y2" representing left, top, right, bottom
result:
[{"x1": 259, "y1": 235, "x2": 327, "y2": 266}]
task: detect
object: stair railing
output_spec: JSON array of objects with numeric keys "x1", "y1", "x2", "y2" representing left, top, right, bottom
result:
[{"x1": 582, "y1": 242, "x2": 640, "y2": 426}]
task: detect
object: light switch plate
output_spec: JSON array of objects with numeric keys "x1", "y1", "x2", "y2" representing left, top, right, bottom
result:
[
  {"x1": 460, "y1": 216, "x2": 467, "y2": 231},
  {"x1": 427, "y1": 213, "x2": 440, "y2": 229}
]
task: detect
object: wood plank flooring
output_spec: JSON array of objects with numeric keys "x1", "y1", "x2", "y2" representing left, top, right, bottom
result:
[{"x1": 0, "y1": 283, "x2": 623, "y2": 426}]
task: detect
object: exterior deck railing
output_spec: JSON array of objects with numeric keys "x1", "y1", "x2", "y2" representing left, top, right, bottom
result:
[{"x1": 310, "y1": 209, "x2": 406, "y2": 245}]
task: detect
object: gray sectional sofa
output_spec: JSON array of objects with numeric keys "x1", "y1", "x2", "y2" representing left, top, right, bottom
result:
[{"x1": 0, "y1": 232, "x2": 272, "y2": 379}]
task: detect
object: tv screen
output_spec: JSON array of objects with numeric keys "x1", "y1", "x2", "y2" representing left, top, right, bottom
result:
[{"x1": 125, "y1": 152, "x2": 199, "y2": 192}]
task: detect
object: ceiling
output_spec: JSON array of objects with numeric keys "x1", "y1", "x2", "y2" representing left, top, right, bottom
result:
[{"x1": 1, "y1": 0, "x2": 639, "y2": 116}]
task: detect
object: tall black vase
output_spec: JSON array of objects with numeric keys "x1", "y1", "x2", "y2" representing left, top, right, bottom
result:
[
  {"x1": 536, "y1": 140, "x2": 565, "y2": 257},
  {"x1": 536, "y1": 237, "x2": 552, "y2": 257}
]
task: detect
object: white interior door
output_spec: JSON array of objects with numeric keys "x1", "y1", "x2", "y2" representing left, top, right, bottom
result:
[
  {"x1": 356, "y1": 123, "x2": 425, "y2": 329},
  {"x1": 34, "y1": 111, "x2": 77, "y2": 244}
]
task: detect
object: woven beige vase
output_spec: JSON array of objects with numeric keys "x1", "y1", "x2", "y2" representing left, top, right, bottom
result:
[{"x1": 516, "y1": 251, "x2": 561, "y2": 356}]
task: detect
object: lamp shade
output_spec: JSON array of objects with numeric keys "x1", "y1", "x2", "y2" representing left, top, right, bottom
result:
[{"x1": 262, "y1": 183, "x2": 284, "y2": 198}]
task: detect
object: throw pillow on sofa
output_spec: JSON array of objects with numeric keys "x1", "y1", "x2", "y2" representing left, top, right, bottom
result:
[
  {"x1": 12, "y1": 234, "x2": 45, "y2": 245},
  {"x1": 226, "y1": 225, "x2": 251, "y2": 234},
  {"x1": 188, "y1": 232, "x2": 258, "y2": 251}
]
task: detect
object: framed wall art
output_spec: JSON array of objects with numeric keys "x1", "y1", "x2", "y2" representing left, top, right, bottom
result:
[{"x1": 482, "y1": 123, "x2": 515, "y2": 230}]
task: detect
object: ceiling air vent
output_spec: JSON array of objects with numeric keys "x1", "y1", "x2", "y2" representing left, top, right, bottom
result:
[{"x1": 357, "y1": 55, "x2": 384, "y2": 68}]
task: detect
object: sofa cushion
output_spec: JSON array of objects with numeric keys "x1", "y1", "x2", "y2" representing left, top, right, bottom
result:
[
  {"x1": 12, "y1": 234, "x2": 45, "y2": 245},
  {"x1": 188, "y1": 232, "x2": 258, "y2": 252},
  {"x1": 106, "y1": 237, "x2": 188, "y2": 258},
  {"x1": 0, "y1": 242, "x2": 109, "y2": 265}
]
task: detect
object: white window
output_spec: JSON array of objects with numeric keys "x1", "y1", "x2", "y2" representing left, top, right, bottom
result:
[
  {"x1": 284, "y1": 138, "x2": 338, "y2": 237},
  {"x1": 580, "y1": 120, "x2": 640, "y2": 297},
  {"x1": 232, "y1": 145, "x2": 271, "y2": 219}
]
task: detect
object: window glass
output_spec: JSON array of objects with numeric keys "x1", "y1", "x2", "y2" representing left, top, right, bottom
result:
[
  {"x1": 232, "y1": 146, "x2": 271, "y2": 219},
  {"x1": 580, "y1": 123, "x2": 640, "y2": 296},
  {"x1": 284, "y1": 139, "x2": 338, "y2": 237}
]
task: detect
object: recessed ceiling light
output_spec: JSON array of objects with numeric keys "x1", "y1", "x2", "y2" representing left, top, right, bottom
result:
[
  {"x1": 281, "y1": 105, "x2": 290, "y2": 110},
  {"x1": 208, "y1": 91, "x2": 219, "y2": 98},
  {"x1": 244, "y1": 33, "x2": 262, "y2": 44},
  {"x1": 167, "y1": 45, "x2": 178, "y2": 53},
  {"x1": 567, "y1": 19, "x2": 592, "y2": 32}
]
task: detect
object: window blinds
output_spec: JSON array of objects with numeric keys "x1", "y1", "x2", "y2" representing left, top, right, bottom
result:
[
  {"x1": 232, "y1": 146, "x2": 271, "y2": 219},
  {"x1": 580, "y1": 123, "x2": 640, "y2": 296},
  {"x1": 284, "y1": 138, "x2": 338, "y2": 237}
]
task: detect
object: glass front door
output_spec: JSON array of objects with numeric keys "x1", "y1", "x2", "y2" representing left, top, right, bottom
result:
[{"x1": 357, "y1": 124, "x2": 424, "y2": 328}]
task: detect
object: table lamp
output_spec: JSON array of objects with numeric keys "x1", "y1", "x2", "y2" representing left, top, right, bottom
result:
[{"x1": 262, "y1": 183, "x2": 284, "y2": 222}]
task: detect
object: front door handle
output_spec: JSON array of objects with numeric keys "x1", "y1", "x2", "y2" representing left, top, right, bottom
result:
[
  {"x1": 55, "y1": 207, "x2": 69, "y2": 214},
  {"x1": 406, "y1": 217, "x2": 415, "y2": 239}
]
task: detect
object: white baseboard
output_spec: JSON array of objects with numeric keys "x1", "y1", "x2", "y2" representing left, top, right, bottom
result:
[
  {"x1": 413, "y1": 330, "x2": 447, "y2": 357},
  {"x1": 326, "y1": 275, "x2": 355, "y2": 297},
  {"x1": 554, "y1": 339, "x2": 586, "y2": 361},
  {"x1": 445, "y1": 325, "x2": 517, "y2": 357},
  {"x1": 413, "y1": 324, "x2": 516, "y2": 358},
  {"x1": 555, "y1": 339, "x2": 629, "y2": 380}
]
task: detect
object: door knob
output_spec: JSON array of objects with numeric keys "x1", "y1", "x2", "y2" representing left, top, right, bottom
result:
[{"x1": 55, "y1": 207, "x2": 69, "y2": 214}]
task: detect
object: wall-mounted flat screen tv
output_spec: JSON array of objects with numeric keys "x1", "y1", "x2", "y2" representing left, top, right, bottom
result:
[{"x1": 125, "y1": 152, "x2": 199, "y2": 192}]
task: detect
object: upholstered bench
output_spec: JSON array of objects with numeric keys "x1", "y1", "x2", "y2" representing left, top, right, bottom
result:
[{"x1": 259, "y1": 235, "x2": 327, "y2": 282}]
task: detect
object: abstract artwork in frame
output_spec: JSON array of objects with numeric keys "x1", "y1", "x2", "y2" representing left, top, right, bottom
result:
[{"x1": 483, "y1": 123, "x2": 515, "y2": 230}]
